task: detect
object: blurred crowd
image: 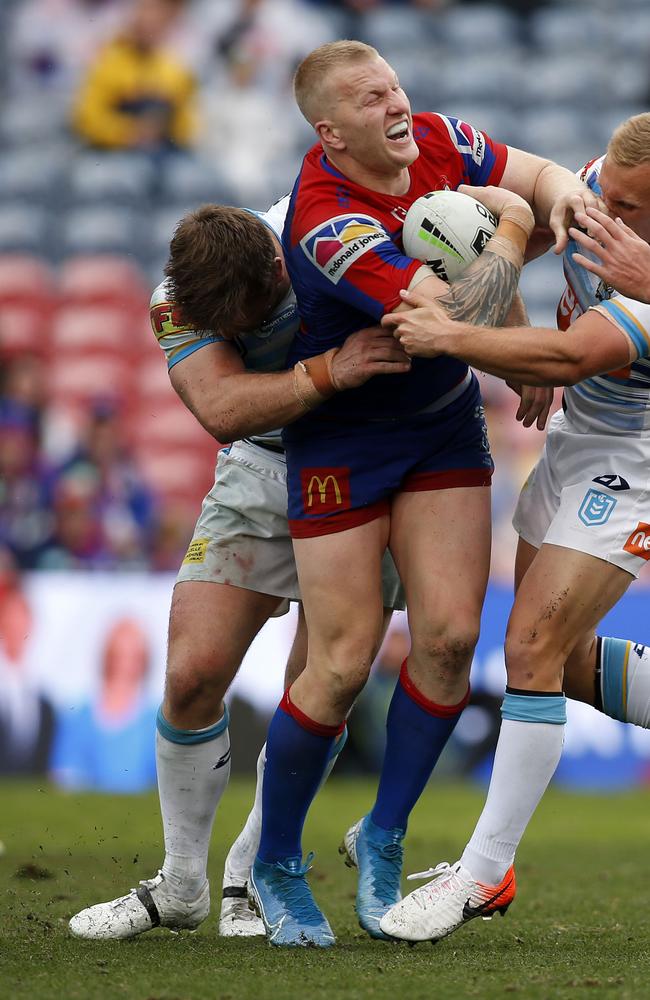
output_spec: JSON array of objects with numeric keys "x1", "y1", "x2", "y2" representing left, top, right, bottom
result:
[{"x1": 0, "y1": 0, "x2": 648, "y2": 578}]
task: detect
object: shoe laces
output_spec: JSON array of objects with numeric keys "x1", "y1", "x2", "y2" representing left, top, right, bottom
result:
[
  {"x1": 405, "y1": 862, "x2": 463, "y2": 909},
  {"x1": 271, "y1": 853, "x2": 324, "y2": 927},
  {"x1": 115, "y1": 870, "x2": 164, "y2": 909}
]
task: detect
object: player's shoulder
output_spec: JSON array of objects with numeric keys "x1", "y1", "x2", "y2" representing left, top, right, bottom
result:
[
  {"x1": 414, "y1": 111, "x2": 490, "y2": 164},
  {"x1": 259, "y1": 194, "x2": 291, "y2": 238}
]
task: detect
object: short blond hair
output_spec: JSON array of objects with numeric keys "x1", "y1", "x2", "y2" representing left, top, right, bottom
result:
[
  {"x1": 607, "y1": 113, "x2": 650, "y2": 168},
  {"x1": 293, "y1": 40, "x2": 380, "y2": 125}
]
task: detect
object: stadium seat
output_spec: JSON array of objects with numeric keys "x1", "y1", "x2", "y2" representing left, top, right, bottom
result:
[
  {"x1": 529, "y1": 7, "x2": 608, "y2": 53},
  {"x1": 0, "y1": 94, "x2": 66, "y2": 148},
  {"x1": 441, "y1": 4, "x2": 520, "y2": 51},
  {"x1": 521, "y1": 56, "x2": 605, "y2": 109},
  {"x1": 440, "y1": 57, "x2": 522, "y2": 109},
  {"x1": 50, "y1": 304, "x2": 140, "y2": 356},
  {"x1": 149, "y1": 206, "x2": 187, "y2": 262},
  {"x1": 0, "y1": 148, "x2": 68, "y2": 205},
  {"x1": 57, "y1": 206, "x2": 147, "y2": 261},
  {"x1": 48, "y1": 355, "x2": 134, "y2": 407},
  {"x1": 59, "y1": 255, "x2": 149, "y2": 308},
  {"x1": 135, "y1": 446, "x2": 215, "y2": 505},
  {"x1": 358, "y1": 7, "x2": 439, "y2": 53},
  {"x1": 0, "y1": 253, "x2": 55, "y2": 302},
  {"x1": 0, "y1": 303, "x2": 51, "y2": 355},
  {"x1": 160, "y1": 156, "x2": 236, "y2": 206},
  {"x1": 65, "y1": 152, "x2": 156, "y2": 208},
  {"x1": 516, "y1": 107, "x2": 597, "y2": 161},
  {"x1": 0, "y1": 201, "x2": 51, "y2": 255}
]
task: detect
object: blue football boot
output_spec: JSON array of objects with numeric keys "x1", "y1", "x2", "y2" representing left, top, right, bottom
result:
[
  {"x1": 340, "y1": 815, "x2": 404, "y2": 940},
  {"x1": 248, "y1": 853, "x2": 335, "y2": 948}
]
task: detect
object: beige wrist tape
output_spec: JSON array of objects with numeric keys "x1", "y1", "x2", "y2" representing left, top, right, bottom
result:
[
  {"x1": 303, "y1": 348, "x2": 340, "y2": 396},
  {"x1": 484, "y1": 233, "x2": 525, "y2": 269},
  {"x1": 293, "y1": 362, "x2": 323, "y2": 410},
  {"x1": 499, "y1": 203, "x2": 536, "y2": 238}
]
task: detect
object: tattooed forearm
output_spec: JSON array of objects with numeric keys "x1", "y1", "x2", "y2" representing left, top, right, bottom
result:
[{"x1": 435, "y1": 250, "x2": 520, "y2": 327}]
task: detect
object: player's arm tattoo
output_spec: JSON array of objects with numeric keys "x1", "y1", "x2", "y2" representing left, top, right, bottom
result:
[{"x1": 435, "y1": 250, "x2": 520, "y2": 327}]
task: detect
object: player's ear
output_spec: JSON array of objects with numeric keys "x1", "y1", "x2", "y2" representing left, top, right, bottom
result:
[{"x1": 316, "y1": 119, "x2": 344, "y2": 151}]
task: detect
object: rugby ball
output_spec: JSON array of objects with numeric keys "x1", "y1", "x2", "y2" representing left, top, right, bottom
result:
[{"x1": 402, "y1": 189, "x2": 497, "y2": 282}]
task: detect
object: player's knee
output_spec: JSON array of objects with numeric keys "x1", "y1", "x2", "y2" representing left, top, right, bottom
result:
[
  {"x1": 411, "y1": 621, "x2": 479, "y2": 679},
  {"x1": 164, "y1": 652, "x2": 233, "y2": 716},
  {"x1": 504, "y1": 622, "x2": 563, "y2": 687}
]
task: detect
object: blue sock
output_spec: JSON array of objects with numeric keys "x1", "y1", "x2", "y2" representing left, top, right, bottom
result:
[
  {"x1": 257, "y1": 691, "x2": 340, "y2": 863},
  {"x1": 370, "y1": 660, "x2": 468, "y2": 832}
]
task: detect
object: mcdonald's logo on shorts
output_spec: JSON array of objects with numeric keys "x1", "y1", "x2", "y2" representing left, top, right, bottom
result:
[
  {"x1": 300, "y1": 467, "x2": 351, "y2": 516},
  {"x1": 623, "y1": 522, "x2": 650, "y2": 560}
]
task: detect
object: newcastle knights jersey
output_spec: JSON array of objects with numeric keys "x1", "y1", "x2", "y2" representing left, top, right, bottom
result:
[{"x1": 283, "y1": 112, "x2": 507, "y2": 423}]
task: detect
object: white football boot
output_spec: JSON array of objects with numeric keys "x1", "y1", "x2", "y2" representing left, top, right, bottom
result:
[
  {"x1": 219, "y1": 884, "x2": 265, "y2": 937},
  {"x1": 69, "y1": 871, "x2": 210, "y2": 940},
  {"x1": 379, "y1": 860, "x2": 516, "y2": 944}
]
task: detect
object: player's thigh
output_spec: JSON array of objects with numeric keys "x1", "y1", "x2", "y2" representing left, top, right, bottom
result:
[
  {"x1": 514, "y1": 536, "x2": 539, "y2": 593},
  {"x1": 168, "y1": 580, "x2": 283, "y2": 685},
  {"x1": 505, "y1": 543, "x2": 633, "y2": 688},
  {"x1": 292, "y1": 515, "x2": 389, "y2": 664},
  {"x1": 390, "y1": 486, "x2": 491, "y2": 638}
]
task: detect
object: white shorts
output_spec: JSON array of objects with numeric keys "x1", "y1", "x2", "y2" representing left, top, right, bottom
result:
[
  {"x1": 176, "y1": 439, "x2": 406, "y2": 614},
  {"x1": 513, "y1": 409, "x2": 650, "y2": 578}
]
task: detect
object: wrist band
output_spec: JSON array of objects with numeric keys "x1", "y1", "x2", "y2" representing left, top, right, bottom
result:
[
  {"x1": 484, "y1": 233, "x2": 525, "y2": 269},
  {"x1": 499, "y1": 202, "x2": 535, "y2": 238},
  {"x1": 293, "y1": 361, "x2": 324, "y2": 410},
  {"x1": 303, "y1": 348, "x2": 340, "y2": 397}
]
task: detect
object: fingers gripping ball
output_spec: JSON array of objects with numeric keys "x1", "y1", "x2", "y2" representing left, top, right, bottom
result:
[{"x1": 402, "y1": 190, "x2": 497, "y2": 282}]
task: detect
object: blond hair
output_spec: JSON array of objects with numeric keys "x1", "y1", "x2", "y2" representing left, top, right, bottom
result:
[
  {"x1": 293, "y1": 40, "x2": 380, "y2": 125},
  {"x1": 607, "y1": 113, "x2": 650, "y2": 168}
]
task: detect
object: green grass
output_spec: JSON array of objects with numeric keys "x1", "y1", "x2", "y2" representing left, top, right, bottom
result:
[{"x1": 2, "y1": 778, "x2": 650, "y2": 1000}]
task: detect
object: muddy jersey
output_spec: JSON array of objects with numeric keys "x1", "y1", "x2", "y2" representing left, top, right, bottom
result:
[
  {"x1": 557, "y1": 155, "x2": 650, "y2": 435},
  {"x1": 149, "y1": 196, "x2": 298, "y2": 448},
  {"x1": 282, "y1": 113, "x2": 507, "y2": 423}
]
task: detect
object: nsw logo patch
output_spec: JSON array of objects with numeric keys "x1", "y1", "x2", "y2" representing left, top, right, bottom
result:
[
  {"x1": 577, "y1": 489, "x2": 617, "y2": 527},
  {"x1": 300, "y1": 215, "x2": 390, "y2": 284}
]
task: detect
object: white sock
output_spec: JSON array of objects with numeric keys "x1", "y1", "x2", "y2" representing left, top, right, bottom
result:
[
  {"x1": 599, "y1": 638, "x2": 650, "y2": 728},
  {"x1": 156, "y1": 717, "x2": 231, "y2": 900},
  {"x1": 461, "y1": 718, "x2": 564, "y2": 885},
  {"x1": 223, "y1": 729, "x2": 346, "y2": 887}
]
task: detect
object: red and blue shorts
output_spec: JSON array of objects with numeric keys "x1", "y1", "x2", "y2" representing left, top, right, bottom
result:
[{"x1": 284, "y1": 372, "x2": 493, "y2": 538}]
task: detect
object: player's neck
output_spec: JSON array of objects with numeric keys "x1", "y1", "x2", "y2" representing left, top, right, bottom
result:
[{"x1": 325, "y1": 152, "x2": 411, "y2": 197}]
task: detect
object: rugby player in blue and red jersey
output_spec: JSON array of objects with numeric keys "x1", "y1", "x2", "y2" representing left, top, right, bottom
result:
[{"x1": 249, "y1": 40, "x2": 599, "y2": 948}]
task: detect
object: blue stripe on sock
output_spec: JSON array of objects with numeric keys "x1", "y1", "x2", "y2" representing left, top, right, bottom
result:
[
  {"x1": 600, "y1": 637, "x2": 630, "y2": 723},
  {"x1": 156, "y1": 705, "x2": 229, "y2": 745},
  {"x1": 501, "y1": 692, "x2": 566, "y2": 725}
]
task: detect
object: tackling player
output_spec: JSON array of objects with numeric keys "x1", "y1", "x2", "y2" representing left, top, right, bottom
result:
[
  {"x1": 379, "y1": 112, "x2": 650, "y2": 944},
  {"x1": 68, "y1": 198, "x2": 411, "y2": 941},
  {"x1": 248, "y1": 39, "x2": 598, "y2": 948}
]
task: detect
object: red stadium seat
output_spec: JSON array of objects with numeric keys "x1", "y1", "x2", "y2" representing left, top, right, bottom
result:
[
  {"x1": 0, "y1": 253, "x2": 55, "y2": 303},
  {"x1": 136, "y1": 447, "x2": 215, "y2": 505},
  {"x1": 59, "y1": 255, "x2": 149, "y2": 308},
  {"x1": 48, "y1": 355, "x2": 134, "y2": 407},
  {"x1": 0, "y1": 304, "x2": 51, "y2": 355},
  {"x1": 51, "y1": 304, "x2": 135, "y2": 355}
]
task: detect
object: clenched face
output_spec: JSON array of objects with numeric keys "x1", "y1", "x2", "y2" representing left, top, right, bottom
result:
[
  {"x1": 316, "y1": 56, "x2": 419, "y2": 193},
  {"x1": 599, "y1": 158, "x2": 650, "y2": 243}
]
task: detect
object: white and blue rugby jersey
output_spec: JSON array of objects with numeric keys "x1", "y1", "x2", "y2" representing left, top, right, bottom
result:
[
  {"x1": 557, "y1": 155, "x2": 650, "y2": 435},
  {"x1": 149, "y1": 196, "x2": 299, "y2": 448}
]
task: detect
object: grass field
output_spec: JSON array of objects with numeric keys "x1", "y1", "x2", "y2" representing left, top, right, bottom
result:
[{"x1": 2, "y1": 777, "x2": 650, "y2": 1000}]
